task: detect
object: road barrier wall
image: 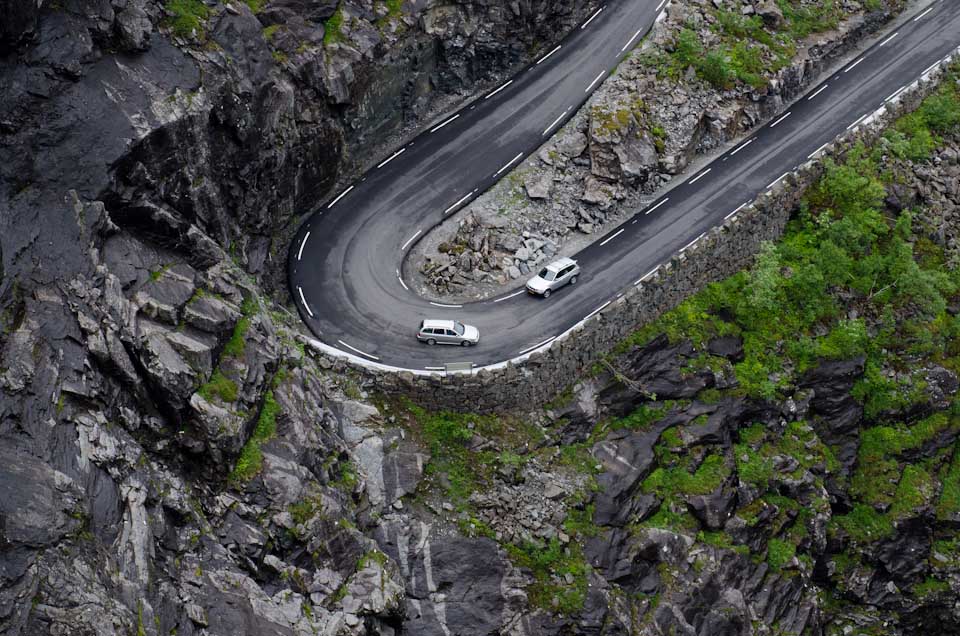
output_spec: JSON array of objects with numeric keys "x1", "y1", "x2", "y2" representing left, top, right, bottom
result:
[{"x1": 307, "y1": 54, "x2": 958, "y2": 413}]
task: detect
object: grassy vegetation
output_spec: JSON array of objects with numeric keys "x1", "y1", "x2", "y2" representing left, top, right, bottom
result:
[
  {"x1": 324, "y1": 7, "x2": 345, "y2": 46},
  {"x1": 230, "y1": 389, "x2": 280, "y2": 482},
  {"x1": 164, "y1": 0, "x2": 210, "y2": 39},
  {"x1": 506, "y1": 539, "x2": 590, "y2": 615},
  {"x1": 198, "y1": 369, "x2": 238, "y2": 403}
]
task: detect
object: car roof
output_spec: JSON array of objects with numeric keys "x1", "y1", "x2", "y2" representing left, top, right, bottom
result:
[
  {"x1": 544, "y1": 257, "x2": 577, "y2": 272},
  {"x1": 421, "y1": 319, "x2": 457, "y2": 330}
]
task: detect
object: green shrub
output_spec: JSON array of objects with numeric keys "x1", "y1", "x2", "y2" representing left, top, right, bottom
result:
[
  {"x1": 766, "y1": 538, "x2": 796, "y2": 570},
  {"x1": 833, "y1": 504, "x2": 894, "y2": 542}
]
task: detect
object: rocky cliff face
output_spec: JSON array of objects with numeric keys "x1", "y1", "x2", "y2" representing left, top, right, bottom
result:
[{"x1": 3, "y1": 1, "x2": 960, "y2": 635}]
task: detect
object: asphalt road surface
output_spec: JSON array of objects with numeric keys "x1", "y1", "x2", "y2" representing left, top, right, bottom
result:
[{"x1": 289, "y1": 0, "x2": 960, "y2": 372}]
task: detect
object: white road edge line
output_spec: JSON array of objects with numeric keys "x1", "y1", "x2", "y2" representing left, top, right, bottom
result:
[
  {"x1": 485, "y1": 80, "x2": 514, "y2": 100},
  {"x1": 494, "y1": 290, "x2": 525, "y2": 303},
  {"x1": 922, "y1": 60, "x2": 941, "y2": 76},
  {"x1": 327, "y1": 185, "x2": 354, "y2": 209},
  {"x1": 297, "y1": 231, "x2": 311, "y2": 261},
  {"x1": 645, "y1": 197, "x2": 669, "y2": 215},
  {"x1": 444, "y1": 190, "x2": 477, "y2": 215},
  {"x1": 879, "y1": 32, "x2": 898, "y2": 47},
  {"x1": 581, "y1": 6, "x2": 604, "y2": 29},
  {"x1": 425, "y1": 366, "x2": 445, "y2": 371},
  {"x1": 430, "y1": 114, "x2": 460, "y2": 133},
  {"x1": 770, "y1": 112, "x2": 792, "y2": 128},
  {"x1": 337, "y1": 340, "x2": 380, "y2": 361},
  {"x1": 681, "y1": 232, "x2": 706, "y2": 252},
  {"x1": 688, "y1": 168, "x2": 711, "y2": 185},
  {"x1": 767, "y1": 173, "x2": 789, "y2": 189},
  {"x1": 622, "y1": 28, "x2": 644, "y2": 52},
  {"x1": 807, "y1": 84, "x2": 829, "y2": 100},
  {"x1": 537, "y1": 45, "x2": 562, "y2": 65},
  {"x1": 494, "y1": 153, "x2": 524, "y2": 178},
  {"x1": 401, "y1": 229, "x2": 422, "y2": 251},
  {"x1": 297, "y1": 286, "x2": 314, "y2": 318},
  {"x1": 429, "y1": 301, "x2": 463, "y2": 309},
  {"x1": 634, "y1": 266, "x2": 660, "y2": 286},
  {"x1": 731, "y1": 138, "x2": 754, "y2": 155},
  {"x1": 808, "y1": 142, "x2": 831, "y2": 159},
  {"x1": 599, "y1": 228, "x2": 625, "y2": 246},
  {"x1": 656, "y1": 0, "x2": 666, "y2": 10},
  {"x1": 914, "y1": 6, "x2": 933, "y2": 21},
  {"x1": 584, "y1": 301, "x2": 611, "y2": 321},
  {"x1": 885, "y1": 85, "x2": 907, "y2": 102},
  {"x1": 586, "y1": 71, "x2": 606, "y2": 93},
  {"x1": 847, "y1": 113, "x2": 869, "y2": 130},
  {"x1": 519, "y1": 337, "x2": 556, "y2": 356},
  {"x1": 397, "y1": 270, "x2": 409, "y2": 291},
  {"x1": 725, "y1": 202, "x2": 749, "y2": 220},
  {"x1": 844, "y1": 57, "x2": 864, "y2": 73},
  {"x1": 543, "y1": 108, "x2": 571, "y2": 136},
  {"x1": 377, "y1": 148, "x2": 406, "y2": 169}
]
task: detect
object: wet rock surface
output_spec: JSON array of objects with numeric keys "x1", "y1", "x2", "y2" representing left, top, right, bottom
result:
[{"x1": 3, "y1": 0, "x2": 960, "y2": 635}]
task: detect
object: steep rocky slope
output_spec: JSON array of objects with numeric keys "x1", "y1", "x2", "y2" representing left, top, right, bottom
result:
[
  {"x1": 2, "y1": 0, "x2": 960, "y2": 635},
  {"x1": 411, "y1": 0, "x2": 910, "y2": 300}
]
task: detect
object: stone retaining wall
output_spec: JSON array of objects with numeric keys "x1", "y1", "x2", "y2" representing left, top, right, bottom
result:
[{"x1": 308, "y1": 54, "x2": 959, "y2": 413}]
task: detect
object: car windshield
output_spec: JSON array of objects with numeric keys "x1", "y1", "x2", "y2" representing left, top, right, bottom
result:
[
  {"x1": 453, "y1": 322, "x2": 466, "y2": 336},
  {"x1": 539, "y1": 269, "x2": 556, "y2": 281}
]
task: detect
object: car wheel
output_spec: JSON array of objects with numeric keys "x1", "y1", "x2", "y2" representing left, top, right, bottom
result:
[
  {"x1": 543, "y1": 289, "x2": 551, "y2": 298},
  {"x1": 461, "y1": 340, "x2": 471, "y2": 347},
  {"x1": 427, "y1": 338, "x2": 436, "y2": 346},
  {"x1": 569, "y1": 275, "x2": 578, "y2": 285}
]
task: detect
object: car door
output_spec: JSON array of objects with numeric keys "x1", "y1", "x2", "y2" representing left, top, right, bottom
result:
[{"x1": 556, "y1": 266, "x2": 572, "y2": 287}]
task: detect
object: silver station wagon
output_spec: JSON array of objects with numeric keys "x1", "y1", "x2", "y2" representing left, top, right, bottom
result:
[
  {"x1": 526, "y1": 257, "x2": 581, "y2": 298},
  {"x1": 417, "y1": 319, "x2": 480, "y2": 346}
]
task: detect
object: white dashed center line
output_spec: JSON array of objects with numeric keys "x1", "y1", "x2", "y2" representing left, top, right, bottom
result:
[
  {"x1": 377, "y1": 148, "x2": 406, "y2": 169},
  {"x1": 544, "y1": 108, "x2": 571, "y2": 136},
  {"x1": 581, "y1": 6, "x2": 604, "y2": 29},
  {"x1": 730, "y1": 138, "x2": 755, "y2": 156},
  {"x1": 537, "y1": 45, "x2": 562, "y2": 65},
  {"x1": 645, "y1": 197, "x2": 669, "y2": 215},
  {"x1": 444, "y1": 190, "x2": 477, "y2": 215},
  {"x1": 297, "y1": 286, "x2": 314, "y2": 318},
  {"x1": 914, "y1": 6, "x2": 933, "y2": 21},
  {"x1": 879, "y1": 32, "x2": 898, "y2": 47},
  {"x1": 327, "y1": 185, "x2": 354, "y2": 209},
  {"x1": 297, "y1": 231, "x2": 311, "y2": 261},
  {"x1": 807, "y1": 84, "x2": 829, "y2": 100},
  {"x1": 485, "y1": 80, "x2": 514, "y2": 100},
  {"x1": 585, "y1": 71, "x2": 607, "y2": 92},
  {"x1": 599, "y1": 228, "x2": 625, "y2": 246},
  {"x1": 688, "y1": 168, "x2": 711, "y2": 185},
  {"x1": 770, "y1": 112, "x2": 792, "y2": 128},
  {"x1": 622, "y1": 28, "x2": 644, "y2": 52},
  {"x1": 430, "y1": 114, "x2": 460, "y2": 133},
  {"x1": 401, "y1": 229, "x2": 422, "y2": 251},
  {"x1": 844, "y1": 57, "x2": 864, "y2": 73},
  {"x1": 494, "y1": 153, "x2": 524, "y2": 178}
]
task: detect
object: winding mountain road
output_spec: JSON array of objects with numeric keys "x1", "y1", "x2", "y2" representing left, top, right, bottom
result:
[{"x1": 289, "y1": 0, "x2": 960, "y2": 372}]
